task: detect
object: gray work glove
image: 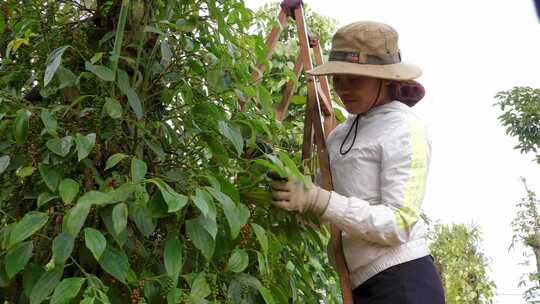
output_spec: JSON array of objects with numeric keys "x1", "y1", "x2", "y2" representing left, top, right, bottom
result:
[{"x1": 270, "y1": 175, "x2": 331, "y2": 216}]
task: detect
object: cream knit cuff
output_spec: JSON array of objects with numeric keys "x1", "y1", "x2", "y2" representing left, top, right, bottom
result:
[{"x1": 310, "y1": 187, "x2": 332, "y2": 216}]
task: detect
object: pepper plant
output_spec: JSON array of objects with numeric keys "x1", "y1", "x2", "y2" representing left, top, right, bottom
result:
[{"x1": 0, "y1": 0, "x2": 341, "y2": 303}]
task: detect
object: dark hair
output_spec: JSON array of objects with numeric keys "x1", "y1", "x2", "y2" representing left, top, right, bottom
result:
[{"x1": 388, "y1": 80, "x2": 425, "y2": 107}]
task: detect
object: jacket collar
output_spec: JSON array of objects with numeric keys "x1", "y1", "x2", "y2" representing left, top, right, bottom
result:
[{"x1": 345, "y1": 100, "x2": 410, "y2": 123}]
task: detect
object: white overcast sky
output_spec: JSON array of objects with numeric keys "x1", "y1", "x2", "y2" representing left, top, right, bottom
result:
[{"x1": 245, "y1": 0, "x2": 540, "y2": 302}]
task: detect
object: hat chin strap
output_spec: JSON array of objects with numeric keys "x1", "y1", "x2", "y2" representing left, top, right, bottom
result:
[{"x1": 366, "y1": 79, "x2": 384, "y2": 113}]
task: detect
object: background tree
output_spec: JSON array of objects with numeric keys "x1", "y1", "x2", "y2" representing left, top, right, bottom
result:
[
  {"x1": 510, "y1": 178, "x2": 540, "y2": 302},
  {"x1": 0, "y1": 0, "x2": 342, "y2": 303},
  {"x1": 494, "y1": 87, "x2": 540, "y2": 163},
  {"x1": 495, "y1": 87, "x2": 540, "y2": 302},
  {"x1": 428, "y1": 223, "x2": 497, "y2": 304}
]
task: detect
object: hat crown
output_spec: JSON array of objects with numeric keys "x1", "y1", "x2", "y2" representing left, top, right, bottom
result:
[{"x1": 331, "y1": 21, "x2": 399, "y2": 59}]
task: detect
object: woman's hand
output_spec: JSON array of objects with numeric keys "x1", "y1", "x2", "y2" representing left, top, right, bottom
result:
[{"x1": 269, "y1": 174, "x2": 331, "y2": 216}]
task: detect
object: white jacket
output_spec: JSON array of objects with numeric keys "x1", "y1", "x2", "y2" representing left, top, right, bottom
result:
[{"x1": 320, "y1": 100, "x2": 432, "y2": 288}]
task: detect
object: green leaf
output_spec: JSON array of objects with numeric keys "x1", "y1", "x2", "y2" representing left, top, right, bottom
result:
[
  {"x1": 110, "y1": 0, "x2": 128, "y2": 75},
  {"x1": 190, "y1": 189, "x2": 210, "y2": 217},
  {"x1": 75, "y1": 133, "x2": 96, "y2": 161},
  {"x1": 80, "y1": 297, "x2": 95, "y2": 304},
  {"x1": 9, "y1": 212, "x2": 48, "y2": 247},
  {"x1": 197, "y1": 214, "x2": 217, "y2": 240},
  {"x1": 99, "y1": 31, "x2": 115, "y2": 46},
  {"x1": 0, "y1": 224, "x2": 15, "y2": 251},
  {"x1": 16, "y1": 166, "x2": 35, "y2": 178},
  {"x1": 98, "y1": 246, "x2": 129, "y2": 283},
  {"x1": 256, "y1": 251, "x2": 268, "y2": 276},
  {"x1": 131, "y1": 158, "x2": 147, "y2": 183},
  {"x1": 46, "y1": 136, "x2": 73, "y2": 157},
  {"x1": 176, "y1": 18, "x2": 197, "y2": 32},
  {"x1": 186, "y1": 219, "x2": 214, "y2": 261},
  {"x1": 112, "y1": 203, "x2": 128, "y2": 235},
  {"x1": 164, "y1": 235, "x2": 182, "y2": 281},
  {"x1": 84, "y1": 228, "x2": 106, "y2": 261},
  {"x1": 90, "y1": 52, "x2": 103, "y2": 64},
  {"x1": 104, "y1": 97, "x2": 123, "y2": 119},
  {"x1": 40, "y1": 110, "x2": 58, "y2": 136},
  {"x1": 22, "y1": 263, "x2": 42, "y2": 297},
  {"x1": 254, "y1": 159, "x2": 287, "y2": 179},
  {"x1": 227, "y1": 248, "x2": 249, "y2": 273},
  {"x1": 63, "y1": 201, "x2": 91, "y2": 237},
  {"x1": 0, "y1": 155, "x2": 9, "y2": 175},
  {"x1": 257, "y1": 86, "x2": 274, "y2": 117},
  {"x1": 217, "y1": 174, "x2": 241, "y2": 203},
  {"x1": 161, "y1": 39, "x2": 173, "y2": 67},
  {"x1": 50, "y1": 277, "x2": 85, "y2": 304},
  {"x1": 257, "y1": 285, "x2": 275, "y2": 304},
  {"x1": 291, "y1": 95, "x2": 307, "y2": 105},
  {"x1": 58, "y1": 178, "x2": 79, "y2": 205},
  {"x1": 143, "y1": 25, "x2": 164, "y2": 34},
  {"x1": 29, "y1": 267, "x2": 63, "y2": 304},
  {"x1": 251, "y1": 223, "x2": 268, "y2": 255},
  {"x1": 5, "y1": 241, "x2": 33, "y2": 278},
  {"x1": 105, "y1": 153, "x2": 127, "y2": 170},
  {"x1": 78, "y1": 191, "x2": 112, "y2": 206},
  {"x1": 129, "y1": 204, "x2": 155, "y2": 237},
  {"x1": 44, "y1": 46, "x2": 69, "y2": 87},
  {"x1": 190, "y1": 273, "x2": 211, "y2": 300},
  {"x1": 52, "y1": 232, "x2": 74, "y2": 266},
  {"x1": 238, "y1": 203, "x2": 250, "y2": 227},
  {"x1": 218, "y1": 121, "x2": 244, "y2": 156},
  {"x1": 117, "y1": 69, "x2": 143, "y2": 119},
  {"x1": 37, "y1": 192, "x2": 57, "y2": 208},
  {"x1": 277, "y1": 151, "x2": 305, "y2": 184},
  {"x1": 56, "y1": 66, "x2": 77, "y2": 89},
  {"x1": 207, "y1": 68, "x2": 224, "y2": 91},
  {"x1": 236, "y1": 274, "x2": 275, "y2": 304},
  {"x1": 38, "y1": 165, "x2": 61, "y2": 192},
  {"x1": 334, "y1": 107, "x2": 346, "y2": 123},
  {"x1": 148, "y1": 178, "x2": 188, "y2": 213},
  {"x1": 143, "y1": 138, "x2": 165, "y2": 161},
  {"x1": 205, "y1": 187, "x2": 241, "y2": 239},
  {"x1": 109, "y1": 183, "x2": 137, "y2": 203},
  {"x1": 13, "y1": 109, "x2": 30, "y2": 144},
  {"x1": 204, "y1": 174, "x2": 221, "y2": 191},
  {"x1": 0, "y1": 262, "x2": 7, "y2": 287},
  {"x1": 85, "y1": 62, "x2": 115, "y2": 81},
  {"x1": 100, "y1": 208, "x2": 127, "y2": 247}
]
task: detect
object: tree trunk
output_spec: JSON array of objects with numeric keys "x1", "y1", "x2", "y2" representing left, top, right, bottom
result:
[{"x1": 534, "y1": 246, "x2": 540, "y2": 275}]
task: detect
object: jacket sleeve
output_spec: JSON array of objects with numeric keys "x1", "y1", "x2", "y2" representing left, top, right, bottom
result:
[{"x1": 320, "y1": 116, "x2": 431, "y2": 246}]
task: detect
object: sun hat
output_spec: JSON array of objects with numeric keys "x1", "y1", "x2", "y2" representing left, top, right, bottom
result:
[{"x1": 306, "y1": 21, "x2": 422, "y2": 80}]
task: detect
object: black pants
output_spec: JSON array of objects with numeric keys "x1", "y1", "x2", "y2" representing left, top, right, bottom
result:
[{"x1": 353, "y1": 255, "x2": 445, "y2": 304}]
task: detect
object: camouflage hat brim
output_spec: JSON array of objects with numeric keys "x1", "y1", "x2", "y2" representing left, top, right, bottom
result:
[{"x1": 306, "y1": 61, "x2": 422, "y2": 81}]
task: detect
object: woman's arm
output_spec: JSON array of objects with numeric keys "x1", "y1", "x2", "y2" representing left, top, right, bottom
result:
[{"x1": 321, "y1": 117, "x2": 431, "y2": 246}]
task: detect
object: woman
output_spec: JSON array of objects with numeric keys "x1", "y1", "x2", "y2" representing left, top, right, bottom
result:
[{"x1": 270, "y1": 21, "x2": 445, "y2": 303}]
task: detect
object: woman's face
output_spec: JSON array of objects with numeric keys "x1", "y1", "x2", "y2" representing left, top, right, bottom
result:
[{"x1": 332, "y1": 75, "x2": 390, "y2": 114}]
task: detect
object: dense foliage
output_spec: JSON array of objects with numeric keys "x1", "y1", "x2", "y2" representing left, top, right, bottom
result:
[
  {"x1": 428, "y1": 223, "x2": 496, "y2": 304},
  {"x1": 495, "y1": 87, "x2": 540, "y2": 163},
  {"x1": 0, "y1": 0, "x2": 342, "y2": 303}
]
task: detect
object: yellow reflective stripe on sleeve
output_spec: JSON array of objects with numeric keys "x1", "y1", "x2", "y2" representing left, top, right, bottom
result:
[{"x1": 395, "y1": 118, "x2": 428, "y2": 229}]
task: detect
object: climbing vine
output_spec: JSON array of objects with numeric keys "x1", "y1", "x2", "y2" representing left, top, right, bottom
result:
[{"x1": 0, "y1": 0, "x2": 340, "y2": 303}]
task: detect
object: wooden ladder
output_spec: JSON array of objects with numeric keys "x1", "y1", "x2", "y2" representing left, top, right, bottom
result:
[{"x1": 241, "y1": 1, "x2": 353, "y2": 303}]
